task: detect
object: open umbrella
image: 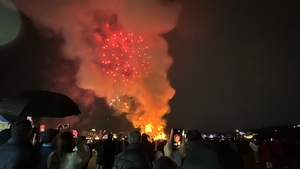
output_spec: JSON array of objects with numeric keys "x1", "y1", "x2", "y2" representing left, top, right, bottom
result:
[{"x1": 0, "y1": 90, "x2": 81, "y2": 118}]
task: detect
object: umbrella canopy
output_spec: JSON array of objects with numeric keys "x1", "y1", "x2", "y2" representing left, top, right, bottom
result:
[{"x1": 0, "y1": 90, "x2": 81, "y2": 118}]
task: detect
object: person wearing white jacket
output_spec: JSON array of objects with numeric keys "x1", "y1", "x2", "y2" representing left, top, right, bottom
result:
[
  {"x1": 249, "y1": 140, "x2": 260, "y2": 163},
  {"x1": 47, "y1": 131, "x2": 90, "y2": 169}
]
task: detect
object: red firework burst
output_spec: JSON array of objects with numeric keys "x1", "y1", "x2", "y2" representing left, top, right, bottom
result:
[{"x1": 93, "y1": 25, "x2": 151, "y2": 85}]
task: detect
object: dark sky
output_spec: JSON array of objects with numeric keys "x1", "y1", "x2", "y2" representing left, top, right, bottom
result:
[
  {"x1": 1, "y1": 0, "x2": 300, "y2": 134},
  {"x1": 166, "y1": 0, "x2": 300, "y2": 133}
]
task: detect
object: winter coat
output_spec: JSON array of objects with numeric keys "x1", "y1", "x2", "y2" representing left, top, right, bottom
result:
[
  {"x1": 47, "y1": 142, "x2": 90, "y2": 169},
  {"x1": 140, "y1": 139, "x2": 155, "y2": 162},
  {"x1": 181, "y1": 140, "x2": 222, "y2": 169},
  {"x1": 0, "y1": 129, "x2": 11, "y2": 145},
  {"x1": 112, "y1": 143, "x2": 152, "y2": 169},
  {"x1": 37, "y1": 143, "x2": 55, "y2": 169},
  {"x1": 97, "y1": 139, "x2": 118, "y2": 169},
  {"x1": 0, "y1": 137, "x2": 37, "y2": 169}
]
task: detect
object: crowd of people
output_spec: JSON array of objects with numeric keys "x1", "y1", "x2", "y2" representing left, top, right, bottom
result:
[{"x1": 0, "y1": 119, "x2": 299, "y2": 169}]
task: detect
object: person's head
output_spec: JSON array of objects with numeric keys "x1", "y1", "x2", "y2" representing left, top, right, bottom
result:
[
  {"x1": 186, "y1": 130, "x2": 202, "y2": 142},
  {"x1": 108, "y1": 133, "x2": 113, "y2": 140},
  {"x1": 56, "y1": 132, "x2": 76, "y2": 153},
  {"x1": 141, "y1": 133, "x2": 149, "y2": 141},
  {"x1": 11, "y1": 120, "x2": 32, "y2": 140},
  {"x1": 80, "y1": 135, "x2": 87, "y2": 142},
  {"x1": 41, "y1": 129, "x2": 59, "y2": 144},
  {"x1": 128, "y1": 131, "x2": 141, "y2": 144},
  {"x1": 49, "y1": 132, "x2": 76, "y2": 168}
]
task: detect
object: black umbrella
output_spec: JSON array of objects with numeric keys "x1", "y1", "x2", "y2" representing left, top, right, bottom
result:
[{"x1": 0, "y1": 90, "x2": 81, "y2": 118}]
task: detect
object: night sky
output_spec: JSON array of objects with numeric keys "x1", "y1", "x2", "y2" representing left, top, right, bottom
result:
[{"x1": 1, "y1": 0, "x2": 300, "y2": 134}]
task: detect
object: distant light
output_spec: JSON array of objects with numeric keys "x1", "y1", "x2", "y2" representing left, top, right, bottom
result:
[
  {"x1": 244, "y1": 135, "x2": 254, "y2": 139},
  {"x1": 113, "y1": 134, "x2": 117, "y2": 139},
  {"x1": 235, "y1": 130, "x2": 239, "y2": 132},
  {"x1": 297, "y1": 125, "x2": 300, "y2": 127},
  {"x1": 275, "y1": 130, "x2": 277, "y2": 132},
  {"x1": 293, "y1": 126, "x2": 296, "y2": 128}
]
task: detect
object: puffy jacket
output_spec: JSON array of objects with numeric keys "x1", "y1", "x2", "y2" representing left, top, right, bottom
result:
[
  {"x1": 47, "y1": 142, "x2": 90, "y2": 169},
  {"x1": 181, "y1": 140, "x2": 222, "y2": 169},
  {"x1": 0, "y1": 138, "x2": 37, "y2": 169},
  {"x1": 113, "y1": 143, "x2": 152, "y2": 169}
]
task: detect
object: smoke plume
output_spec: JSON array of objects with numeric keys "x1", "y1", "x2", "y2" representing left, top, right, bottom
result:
[{"x1": 11, "y1": 0, "x2": 181, "y2": 136}]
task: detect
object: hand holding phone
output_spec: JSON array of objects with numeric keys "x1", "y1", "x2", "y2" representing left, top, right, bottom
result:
[{"x1": 73, "y1": 129, "x2": 78, "y2": 138}]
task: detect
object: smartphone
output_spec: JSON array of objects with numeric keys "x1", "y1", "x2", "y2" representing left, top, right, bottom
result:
[
  {"x1": 172, "y1": 128, "x2": 184, "y2": 149},
  {"x1": 72, "y1": 129, "x2": 78, "y2": 138},
  {"x1": 40, "y1": 124, "x2": 45, "y2": 132}
]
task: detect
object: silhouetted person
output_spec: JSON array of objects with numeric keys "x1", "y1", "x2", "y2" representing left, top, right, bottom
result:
[
  {"x1": 217, "y1": 140, "x2": 244, "y2": 169},
  {"x1": 112, "y1": 131, "x2": 152, "y2": 169},
  {"x1": 80, "y1": 135, "x2": 93, "y2": 169},
  {"x1": 95, "y1": 139, "x2": 103, "y2": 168},
  {"x1": 154, "y1": 140, "x2": 167, "y2": 163},
  {"x1": 140, "y1": 133, "x2": 155, "y2": 162},
  {"x1": 249, "y1": 139, "x2": 260, "y2": 163},
  {"x1": 47, "y1": 131, "x2": 90, "y2": 169},
  {"x1": 260, "y1": 139, "x2": 273, "y2": 169},
  {"x1": 181, "y1": 130, "x2": 222, "y2": 169},
  {"x1": 37, "y1": 129, "x2": 59, "y2": 169},
  {"x1": 96, "y1": 134, "x2": 118, "y2": 169},
  {"x1": 0, "y1": 120, "x2": 37, "y2": 169}
]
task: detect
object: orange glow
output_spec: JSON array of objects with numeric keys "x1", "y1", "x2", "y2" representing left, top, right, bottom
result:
[
  {"x1": 142, "y1": 124, "x2": 166, "y2": 140},
  {"x1": 66, "y1": 13, "x2": 176, "y2": 137},
  {"x1": 109, "y1": 95, "x2": 170, "y2": 140}
]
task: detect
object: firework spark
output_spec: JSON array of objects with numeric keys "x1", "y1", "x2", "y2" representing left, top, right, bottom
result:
[{"x1": 93, "y1": 23, "x2": 151, "y2": 85}]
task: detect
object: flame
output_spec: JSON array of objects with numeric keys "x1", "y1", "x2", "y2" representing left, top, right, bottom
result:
[
  {"x1": 145, "y1": 124, "x2": 153, "y2": 133},
  {"x1": 109, "y1": 94, "x2": 169, "y2": 139},
  {"x1": 141, "y1": 124, "x2": 166, "y2": 140}
]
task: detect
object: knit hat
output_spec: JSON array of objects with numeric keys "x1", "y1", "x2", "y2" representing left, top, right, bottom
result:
[{"x1": 41, "y1": 129, "x2": 59, "y2": 143}]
